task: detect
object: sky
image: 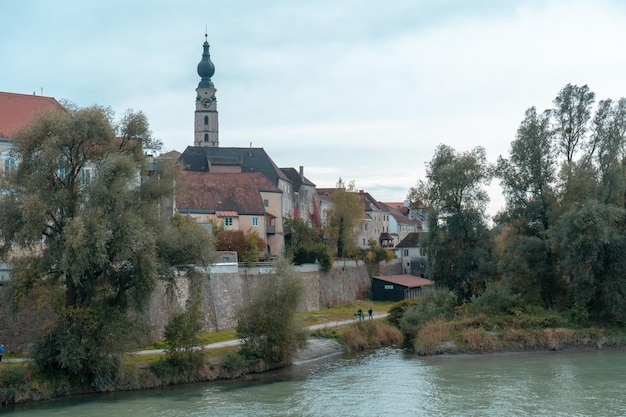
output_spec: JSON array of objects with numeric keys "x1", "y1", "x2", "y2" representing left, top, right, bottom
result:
[{"x1": 4, "y1": 0, "x2": 626, "y2": 217}]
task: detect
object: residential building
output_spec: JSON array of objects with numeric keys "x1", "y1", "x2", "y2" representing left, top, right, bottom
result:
[
  {"x1": 175, "y1": 171, "x2": 284, "y2": 257},
  {"x1": 280, "y1": 166, "x2": 318, "y2": 224},
  {"x1": 395, "y1": 232, "x2": 427, "y2": 276},
  {"x1": 381, "y1": 202, "x2": 420, "y2": 246}
]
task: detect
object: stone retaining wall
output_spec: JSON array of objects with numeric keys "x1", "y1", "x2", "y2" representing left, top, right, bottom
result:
[{"x1": 0, "y1": 259, "x2": 402, "y2": 351}]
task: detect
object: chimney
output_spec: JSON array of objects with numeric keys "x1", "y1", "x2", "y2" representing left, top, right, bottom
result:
[{"x1": 299, "y1": 166, "x2": 304, "y2": 180}]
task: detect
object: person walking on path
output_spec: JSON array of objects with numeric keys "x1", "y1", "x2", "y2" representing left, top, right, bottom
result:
[
  {"x1": 368, "y1": 308, "x2": 373, "y2": 320},
  {"x1": 0, "y1": 344, "x2": 4, "y2": 362}
]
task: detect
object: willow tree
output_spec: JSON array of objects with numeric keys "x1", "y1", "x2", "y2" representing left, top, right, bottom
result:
[{"x1": 0, "y1": 104, "x2": 211, "y2": 385}]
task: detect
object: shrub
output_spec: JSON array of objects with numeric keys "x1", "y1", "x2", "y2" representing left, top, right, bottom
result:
[
  {"x1": 386, "y1": 298, "x2": 417, "y2": 328},
  {"x1": 220, "y1": 351, "x2": 249, "y2": 376},
  {"x1": 461, "y1": 329, "x2": 496, "y2": 352},
  {"x1": 413, "y1": 318, "x2": 454, "y2": 355},
  {"x1": 399, "y1": 286, "x2": 457, "y2": 340},
  {"x1": 340, "y1": 321, "x2": 403, "y2": 352},
  {"x1": 468, "y1": 280, "x2": 521, "y2": 316}
]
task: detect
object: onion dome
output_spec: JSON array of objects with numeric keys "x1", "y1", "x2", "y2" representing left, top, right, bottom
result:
[{"x1": 197, "y1": 34, "x2": 215, "y2": 89}]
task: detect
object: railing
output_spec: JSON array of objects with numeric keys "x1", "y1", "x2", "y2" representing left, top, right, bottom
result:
[{"x1": 266, "y1": 225, "x2": 276, "y2": 234}]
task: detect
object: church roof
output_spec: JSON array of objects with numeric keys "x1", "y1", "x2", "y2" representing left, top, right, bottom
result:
[
  {"x1": 176, "y1": 171, "x2": 281, "y2": 215},
  {"x1": 0, "y1": 92, "x2": 65, "y2": 140},
  {"x1": 179, "y1": 146, "x2": 290, "y2": 186}
]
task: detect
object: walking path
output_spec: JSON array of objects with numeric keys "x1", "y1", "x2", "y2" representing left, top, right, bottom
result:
[{"x1": 2, "y1": 313, "x2": 389, "y2": 362}]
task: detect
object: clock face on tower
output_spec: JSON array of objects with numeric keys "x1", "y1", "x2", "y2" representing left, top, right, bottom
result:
[{"x1": 201, "y1": 98, "x2": 212, "y2": 108}]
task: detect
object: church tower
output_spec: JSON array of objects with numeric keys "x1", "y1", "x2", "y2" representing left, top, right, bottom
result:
[{"x1": 194, "y1": 34, "x2": 218, "y2": 147}]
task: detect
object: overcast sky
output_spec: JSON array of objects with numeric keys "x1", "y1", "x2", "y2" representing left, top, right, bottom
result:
[{"x1": 4, "y1": 0, "x2": 626, "y2": 216}]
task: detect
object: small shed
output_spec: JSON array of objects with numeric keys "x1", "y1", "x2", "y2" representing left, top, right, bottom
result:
[{"x1": 371, "y1": 274, "x2": 434, "y2": 302}]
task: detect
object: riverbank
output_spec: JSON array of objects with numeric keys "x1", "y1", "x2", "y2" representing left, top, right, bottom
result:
[{"x1": 0, "y1": 314, "x2": 388, "y2": 406}]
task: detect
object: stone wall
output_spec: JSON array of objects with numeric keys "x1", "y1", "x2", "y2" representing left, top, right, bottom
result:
[{"x1": 0, "y1": 259, "x2": 403, "y2": 351}]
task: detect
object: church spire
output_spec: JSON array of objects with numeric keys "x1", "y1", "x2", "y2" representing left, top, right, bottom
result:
[{"x1": 197, "y1": 32, "x2": 215, "y2": 89}]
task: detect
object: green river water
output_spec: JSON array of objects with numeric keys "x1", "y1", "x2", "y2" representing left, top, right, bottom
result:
[{"x1": 5, "y1": 348, "x2": 626, "y2": 416}]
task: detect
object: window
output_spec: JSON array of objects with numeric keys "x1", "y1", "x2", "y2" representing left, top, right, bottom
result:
[
  {"x1": 204, "y1": 133, "x2": 209, "y2": 142},
  {"x1": 403, "y1": 249, "x2": 409, "y2": 257},
  {"x1": 204, "y1": 116, "x2": 209, "y2": 125},
  {"x1": 80, "y1": 168, "x2": 92, "y2": 188},
  {"x1": 252, "y1": 217, "x2": 258, "y2": 227},
  {"x1": 224, "y1": 217, "x2": 233, "y2": 226},
  {"x1": 263, "y1": 199, "x2": 269, "y2": 207}
]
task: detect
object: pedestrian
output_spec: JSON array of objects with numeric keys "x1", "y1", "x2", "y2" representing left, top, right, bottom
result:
[
  {"x1": 368, "y1": 307, "x2": 373, "y2": 320},
  {"x1": 0, "y1": 344, "x2": 4, "y2": 362},
  {"x1": 357, "y1": 308, "x2": 364, "y2": 321}
]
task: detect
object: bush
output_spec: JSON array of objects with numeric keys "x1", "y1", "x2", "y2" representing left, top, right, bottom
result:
[
  {"x1": 413, "y1": 318, "x2": 454, "y2": 355},
  {"x1": 386, "y1": 299, "x2": 417, "y2": 328},
  {"x1": 340, "y1": 321, "x2": 403, "y2": 352},
  {"x1": 468, "y1": 280, "x2": 521, "y2": 316},
  {"x1": 398, "y1": 286, "x2": 457, "y2": 340},
  {"x1": 220, "y1": 351, "x2": 249, "y2": 376},
  {"x1": 461, "y1": 329, "x2": 496, "y2": 352}
]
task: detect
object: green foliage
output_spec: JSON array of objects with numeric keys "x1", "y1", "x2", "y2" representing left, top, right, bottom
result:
[
  {"x1": 157, "y1": 214, "x2": 217, "y2": 267},
  {"x1": 468, "y1": 280, "x2": 522, "y2": 316},
  {"x1": 220, "y1": 351, "x2": 249, "y2": 375},
  {"x1": 30, "y1": 306, "x2": 133, "y2": 387},
  {"x1": 284, "y1": 216, "x2": 331, "y2": 268},
  {"x1": 236, "y1": 259, "x2": 307, "y2": 365},
  {"x1": 413, "y1": 145, "x2": 494, "y2": 299},
  {"x1": 398, "y1": 286, "x2": 457, "y2": 341},
  {"x1": 386, "y1": 298, "x2": 417, "y2": 328}
]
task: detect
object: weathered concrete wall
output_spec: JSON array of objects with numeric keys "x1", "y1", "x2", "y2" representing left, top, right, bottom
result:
[{"x1": 1, "y1": 259, "x2": 403, "y2": 351}]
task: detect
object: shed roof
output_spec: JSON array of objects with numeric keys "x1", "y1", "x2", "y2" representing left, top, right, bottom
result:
[{"x1": 372, "y1": 275, "x2": 433, "y2": 288}]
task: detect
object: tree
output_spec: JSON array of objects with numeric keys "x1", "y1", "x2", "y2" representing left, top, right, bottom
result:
[
  {"x1": 215, "y1": 229, "x2": 265, "y2": 264},
  {"x1": 495, "y1": 107, "x2": 562, "y2": 305},
  {"x1": 552, "y1": 83, "x2": 595, "y2": 164},
  {"x1": 284, "y1": 216, "x2": 331, "y2": 268},
  {"x1": 157, "y1": 214, "x2": 217, "y2": 268},
  {"x1": 326, "y1": 178, "x2": 363, "y2": 258},
  {"x1": 0, "y1": 105, "x2": 207, "y2": 385},
  {"x1": 236, "y1": 259, "x2": 307, "y2": 365},
  {"x1": 410, "y1": 145, "x2": 494, "y2": 300}
]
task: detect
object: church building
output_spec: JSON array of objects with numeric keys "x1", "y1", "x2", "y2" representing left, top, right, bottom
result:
[{"x1": 176, "y1": 36, "x2": 319, "y2": 259}]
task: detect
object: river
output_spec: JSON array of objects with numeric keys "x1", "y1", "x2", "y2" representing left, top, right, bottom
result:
[{"x1": 5, "y1": 348, "x2": 626, "y2": 416}]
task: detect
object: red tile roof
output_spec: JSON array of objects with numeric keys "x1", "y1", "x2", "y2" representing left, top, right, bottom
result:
[
  {"x1": 373, "y1": 274, "x2": 433, "y2": 288},
  {"x1": 177, "y1": 171, "x2": 281, "y2": 215},
  {"x1": 0, "y1": 92, "x2": 65, "y2": 139}
]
